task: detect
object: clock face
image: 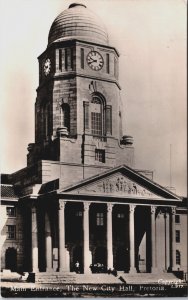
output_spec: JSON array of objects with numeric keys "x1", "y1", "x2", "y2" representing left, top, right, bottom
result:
[
  {"x1": 43, "y1": 58, "x2": 51, "y2": 76},
  {"x1": 87, "y1": 51, "x2": 104, "y2": 71}
]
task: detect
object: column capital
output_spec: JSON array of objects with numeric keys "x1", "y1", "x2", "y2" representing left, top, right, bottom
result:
[
  {"x1": 107, "y1": 203, "x2": 114, "y2": 212},
  {"x1": 59, "y1": 200, "x2": 66, "y2": 210},
  {"x1": 171, "y1": 207, "x2": 176, "y2": 215},
  {"x1": 83, "y1": 201, "x2": 91, "y2": 211},
  {"x1": 129, "y1": 204, "x2": 136, "y2": 213},
  {"x1": 151, "y1": 205, "x2": 157, "y2": 214}
]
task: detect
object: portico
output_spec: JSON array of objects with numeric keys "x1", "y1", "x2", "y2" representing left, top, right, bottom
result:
[{"x1": 30, "y1": 165, "x2": 181, "y2": 275}]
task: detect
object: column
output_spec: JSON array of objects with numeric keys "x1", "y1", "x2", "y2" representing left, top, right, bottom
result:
[
  {"x1": 107, "y1": 203, "x2": 114, "y2": 270},
  {"x1": 151, "y1": 206, "x2": 157, "y2": 273},
  {"x1": 45, "y1": 211, "x2": 52, "y2": 272},
  {"x1": 83, "y1": 202, "x2": 92, "y2": 274},
  {"x1": 165, "y1": 211, "x2": 170, "y2": 271},
  {"x1": 171, "y1": 207, "x2": 176, "y2": 270},
  {"x1": 59, "y1": 200, "x2": 68, "y2": 272},
  {"x1": 31, "y1": 205, "x2": 39, "y2": 272},
  {"x1": 129, "y1": 204, "x2": 136, "y2": 273}
]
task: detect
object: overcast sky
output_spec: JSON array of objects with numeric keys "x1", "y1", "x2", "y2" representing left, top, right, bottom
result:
[{"x1": 0, "y1": 0, "x2": 186, "y2": 196}]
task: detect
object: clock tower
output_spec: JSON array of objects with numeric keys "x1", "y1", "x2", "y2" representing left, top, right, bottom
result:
[{"x1": 27, "y1": 3, "x2": 134, "y2": 188}]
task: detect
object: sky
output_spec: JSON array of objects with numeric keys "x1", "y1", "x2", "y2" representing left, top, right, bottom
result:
[{"x1": 0, "y1": 0, "x2": 187, "y2": 196}]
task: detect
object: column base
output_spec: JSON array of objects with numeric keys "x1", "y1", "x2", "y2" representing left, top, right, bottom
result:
[
  {"x1": 59, "y1": 268, "x2": 69, "y2": 273},
  {"x1": 32, "y1": 268, "x2": 39, "y2": 273},
  {"x1": 129, "y1": 267, "x2": 137, "y2": 274},
  {"x1": 46, "y1": 268, "x2": 53, "y2": 273},
  {"x1": 151, "y1": 267, "x2": 158, "y2": 274},
  {"x1": 84, "y1": 268, "x2": 92, "y2": 274}
]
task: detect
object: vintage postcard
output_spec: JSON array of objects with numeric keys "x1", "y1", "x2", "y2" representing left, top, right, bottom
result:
[{"x1": 0, "y1": 0, "x2": 187, "y2": 297}]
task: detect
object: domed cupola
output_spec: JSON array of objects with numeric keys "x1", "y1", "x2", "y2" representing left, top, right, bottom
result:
[{"x1": 48, "y1": 3, "x2": 109, "y2": 46}]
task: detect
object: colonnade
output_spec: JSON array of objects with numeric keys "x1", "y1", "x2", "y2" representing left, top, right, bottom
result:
[{"x1": 31, "y1": 201, "x2": 176, "y2": 274}]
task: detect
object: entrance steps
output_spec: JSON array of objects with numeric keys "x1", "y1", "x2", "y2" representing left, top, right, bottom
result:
[
  {"x1": 118, "y1": 272, "x2": 179, "y2": 284},
  {"x1": 34, "y1": 272, "x2": 121, "y2": 284}
]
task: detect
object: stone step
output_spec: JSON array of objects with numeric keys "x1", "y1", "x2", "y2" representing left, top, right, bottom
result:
[
  {"x1": 34, "y1": 272, "x2": 121, "y2": 284},
  {"x1": 118, "y1": 272, "x2": 179, "y2": 284}
]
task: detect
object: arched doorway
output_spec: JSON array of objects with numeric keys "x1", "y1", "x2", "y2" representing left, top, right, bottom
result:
[
  {"x1": 115, "y1": 246, "x2": 129, "y2": 272},
  {"x1": 72, "y1": 246, "x2": 83, "y2": 273},
  {"x1": 94, "y1": 247, "x2": 107, "y2": 266},
  {"x1": 5, "y1": 248, "x2": 17, "y2": 271}
]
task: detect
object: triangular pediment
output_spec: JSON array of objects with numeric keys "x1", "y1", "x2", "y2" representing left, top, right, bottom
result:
[
  {"x1": 67, "y1": 172, "x2": 161, "y2": 199},
  {"x1": 61, "y1": 165, "x2": 181, "y2": 201}
]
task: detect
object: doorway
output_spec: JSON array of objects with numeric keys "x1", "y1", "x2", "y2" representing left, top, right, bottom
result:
[
  {"x1": 72, "y1": 246, "x2": 83, "y2": 273},
  {"x1": 5, "y1": 248, "x2": 17, "y2": 271},
  {"x1": 115, "y1": 246, "x2": 129, "y2": 272}
]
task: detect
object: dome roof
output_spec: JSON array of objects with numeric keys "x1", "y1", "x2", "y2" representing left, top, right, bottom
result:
[{"x1": 48, "y1": 3, "x2": 109, "y2": 46}]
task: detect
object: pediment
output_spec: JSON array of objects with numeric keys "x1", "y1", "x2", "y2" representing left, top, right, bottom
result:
[
  {"x1": 66, "y1": 172, "x2": 161, "y2": 199},
  {"x1": 61, "y1": 165, "x2": 181, "y2": 201}
]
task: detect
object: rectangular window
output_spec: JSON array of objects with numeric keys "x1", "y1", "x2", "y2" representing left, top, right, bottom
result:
[
  {"x1": 7, "y1": 225, "x2": 16, "y2": 239},
  {"x1": 65, "y1": 48, "x2": 68, "y2": 70},
  {"x1": 106, "y1": 105, "x2": 112, "y2": 135},
  {"x1": 81, "y1": 48, "x2": 84, "y2": 69},
  {"x1": 76, "y1": 211, "x2": 82, "y2": 217},
  {"x1": 117, "y1": 213, "x2": 124, "y2": 219},
  {"x1": 96, "y1": 212, "x2": 104, "y2": 226},
  {"x1": 91, "y1": 112, "x2": 102, "y2": 136},
  {"x1": 106, "y1": 53, "x2": 110, "y2": 73},
  {"x1": 175, "y1": 215, "x2": 180, "y2": 224},
  {"x1": 176, "y1": 250, "x2": 181, "y2": 265},
  {"x1": 6, "y1": 207, "x2": 16, "y2": 217},
  {"x1": 175, "y1": 230, "x2": 180, "y2": 243},
  {"x1": 59, "y1": 49, "x2": 62, "y2": 71},
  {"x1": 83, "y1": 101, "x2": 89, "y2": 130},
  {"x1": 95, "y1": 149, "x2": 105, "y2": 163}
]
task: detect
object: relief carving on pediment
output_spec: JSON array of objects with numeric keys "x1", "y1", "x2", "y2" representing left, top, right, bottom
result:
[{"x1": 82, "y1": 175, "x2": 156, "y2": 198}]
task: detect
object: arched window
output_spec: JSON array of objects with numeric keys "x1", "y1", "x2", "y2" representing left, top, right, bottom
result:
[
  {"x1": 60, "y1": 103, "x2": 70, "y2": 132},
  {"x1": 91, "y1": 95, "x2": 104, "y2": 136},
  {"x1": 176, "y1": 250, "x2": 181, "y2": 265}
]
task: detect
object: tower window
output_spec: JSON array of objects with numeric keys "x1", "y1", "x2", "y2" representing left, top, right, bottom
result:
[
  {"x1": 81, "y1": 48, "x2": 84, "y2": 69},
  {"x1": 59, "y1": 49, "x2": 62, "y2": 71},
  {"x1": 6, "y1": 207, "x2": 16, "y2": 217},
  {"x1": 7, "y1": 225, "x2": 16, "y2": 239},
  {"x1": 65, "y1": 48, "x2": 68, "y2": 70},
  {"x1": 95, "y1": 149, "x2": 105, "y2": 163},
  {"x1": 71, "y1": 48, "x2": 74, "y2": 70},
  {"x1": 96, "y1": 212, "x2": 104, "y2": 226},
  {"x1": 175, "y1": 215, "x2": 180, "y2": 223},
  {"x1": 176, "y1": 250, "x2": 181, "y2": 265},
  {"x1": 106, "y1": 53, "x2": 110, "y2": 74},
  {"x1": 91, "y1": 112, "x2": 102, "y2": 136},
  {"x1": 175, "y1": 230, "x2": 180, "y2": 243}
]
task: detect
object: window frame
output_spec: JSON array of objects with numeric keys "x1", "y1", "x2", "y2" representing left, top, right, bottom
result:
[
  {"x1": 7, "y1": 225, "x2": 16, "y2": 240},
  {"x1": 175, "y1": 214, "x2": 180, "y2": 224},
  {"x1": 95, "y1": 149, "x2": 105, "y2": 163},
  {"x1": 176, "y1": 250, "x2": 181, "y2": 265},
  {"x1": 175, "y1": 230, "x2": 180, "y2": 243},
  {"x1": 96, "y1": 212, "x2": 104, "y2": 226},
  {"x1": 6, "y1": 207, "x2": 16, "y2": 217}
]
